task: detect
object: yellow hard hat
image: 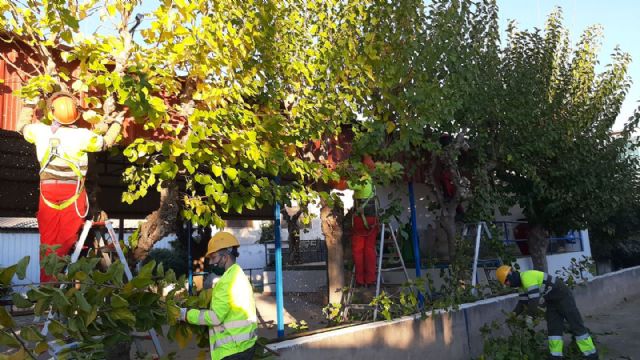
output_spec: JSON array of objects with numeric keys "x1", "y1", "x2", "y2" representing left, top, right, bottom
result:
[
  {"x1": 496, "y1": 265, "x2": 512, "y2": 285},
  {"x1": 206, "y1": 231, "x2": 240, "y2": 257}
]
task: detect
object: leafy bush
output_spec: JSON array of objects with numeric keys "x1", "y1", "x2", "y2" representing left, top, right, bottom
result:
[{"x1": 146, "y1": 246, "x2": 189, "y2": 278}]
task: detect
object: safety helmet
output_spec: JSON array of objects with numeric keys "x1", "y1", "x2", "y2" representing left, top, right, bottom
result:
[
  {"x1": 496, "y1": 265, "x2": 512, "y2": 285},
  {"x1": 49, "y1": 92, "x2": 80, "y2": 124},
  {"x1": 206, "y1": 231, "x2": 240, "y2": 257}
]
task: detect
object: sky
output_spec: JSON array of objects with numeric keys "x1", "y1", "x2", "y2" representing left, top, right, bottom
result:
[
  {"x1": 496, "y1": 0, "x2": 640, "y2": 131},
  {"x1": 81, "y1": 1, "x2": 640, "y2": 131}
]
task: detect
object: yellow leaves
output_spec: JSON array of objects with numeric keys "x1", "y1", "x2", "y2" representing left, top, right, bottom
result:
[
  {"x1": 386, "y1": 121, "x2": 396, "y2": 134},
  {"x1": 286, "y1": 144, "x2": 297, "y2": 157},
  {"x1": 211, "y1": 164, "x2": 223, "y2": 177},
  {"x1": 247, "y1": 145, "x2": 261, "y2": 162},
  {"x1": 106, "y1": 4, "x2": 116, "y2": 17},
  {"x1": 148, "y1": 96, "x2": 167, "y2": 113},
  {"x1": 224, "y1": 168, "x2": 238, "y2": 180},
  {"x1": 175, "y1": 326, "x2": 192, "y2": 349}
]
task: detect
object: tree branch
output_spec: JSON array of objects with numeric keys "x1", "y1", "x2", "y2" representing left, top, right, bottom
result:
[{"x1": 9, "y1": 329, "x2": 37, "y2": 360}]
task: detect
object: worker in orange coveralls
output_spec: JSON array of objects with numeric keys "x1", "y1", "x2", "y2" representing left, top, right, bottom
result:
[
  {"x1": 15, "y1": 92, "x2": 123, "y2": 282},
  {"x1": 349, "y1": 155, "x2": 378, "y2": 286}
]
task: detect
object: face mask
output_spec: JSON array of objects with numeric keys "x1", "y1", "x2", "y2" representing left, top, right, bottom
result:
[
  {"x1": 210, "y1": 255, "x2": 227, "y2": 276},
  {"x1": 507, "y1": 271, "x2": 522, "y2": 288}
]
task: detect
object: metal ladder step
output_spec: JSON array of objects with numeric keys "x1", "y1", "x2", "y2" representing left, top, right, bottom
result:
[{"x1": 380, "y1": 266, "x2": 405, "y2": 272}]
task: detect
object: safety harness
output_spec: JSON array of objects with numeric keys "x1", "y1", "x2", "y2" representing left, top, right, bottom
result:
[
  {"x1": 39, "y1": 133, "x2": 88, "y2": 217},
  {"x1": 353, "y1": 184, "x2": 379, "y2": 231}
]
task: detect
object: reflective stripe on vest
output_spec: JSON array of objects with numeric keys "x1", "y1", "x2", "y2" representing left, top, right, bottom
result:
[
  {"x1": 213, "y1": 319, "x2": 256, "y2": 333},
  {"x1": 214, "y1": 330, "x2": 257, "y2": 348}
]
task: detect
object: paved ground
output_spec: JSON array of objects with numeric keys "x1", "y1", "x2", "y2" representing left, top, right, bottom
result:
[{"x1": 586, "y1": 295, "x2": 640, "y2": 360}]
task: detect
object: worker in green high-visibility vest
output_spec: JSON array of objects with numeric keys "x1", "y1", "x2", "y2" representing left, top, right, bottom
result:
[
  {"x1": 178, "y1": 232, "x2": 257, "y2": 360},
  {"x1": 497, "y1": 265, "x2": 598, "y2": 359}
]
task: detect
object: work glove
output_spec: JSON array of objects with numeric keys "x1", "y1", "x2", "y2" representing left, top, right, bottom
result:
[
  {"x1": 179, "y1": 307, "x2": 188, "y2": 322},
  {"x1": 525, "y1": 315, "x2": 534, "y2": 327}
]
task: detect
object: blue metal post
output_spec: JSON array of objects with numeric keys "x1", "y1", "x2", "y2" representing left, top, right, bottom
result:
[
  {"x1": 408, "y1": 182, "x2": 424, "y2": 305},
  {"x1": 187, "y1": 222, "x2": 193, "y2": 295},
  {"x1": 274, "y1": 197, "x2": 285, "y2": 337}
]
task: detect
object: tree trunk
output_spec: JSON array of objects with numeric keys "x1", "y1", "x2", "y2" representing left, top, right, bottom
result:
[
  {"x1": 85, "y1": 153, "x2": 102, "y2": 221},
  {"x1": 282, "y1": 208, "x2": 303, "y2": 265},
  {"x1": 132, "y1": 181, "x2": 180, "y2": 261},
  {"x1": 440, "y1": 208, "x2": 457, "y2": 262},
  {"x1": 528, "y1": 224, "x2": 549, "y2": 272},
  {"x1": 320, "y1": 197, "x2": 344, "y2": 305}
]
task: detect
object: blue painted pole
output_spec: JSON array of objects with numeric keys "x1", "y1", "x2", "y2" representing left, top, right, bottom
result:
[
  {"x1": 187, "y1": 221, "x2": 193, "y2": 296},
  {"x1": 408, "y1": 182, "x2": 424, "y2": 305},
  {"x1": 274, "y1": 190, "x2": 285, "y2": 337}
]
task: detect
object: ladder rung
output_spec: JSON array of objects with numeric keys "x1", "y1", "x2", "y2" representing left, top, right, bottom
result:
[
  {"x1": 381, "y1": 267, "x2": 404, "y2": 272},
  {"x1": 345, "y1": 304, "x2": 373, "y2": 309},
  {"x1": 97, "y1": 247, "x2": 118, "y2": 253}
]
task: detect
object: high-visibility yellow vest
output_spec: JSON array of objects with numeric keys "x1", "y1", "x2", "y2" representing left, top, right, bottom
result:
[
  {"x1": 186, "y1": 264, "x2": 257, "y2": 360},
  {"x1": 23, "y1": 123, "x2": 104, "y2": 211}
]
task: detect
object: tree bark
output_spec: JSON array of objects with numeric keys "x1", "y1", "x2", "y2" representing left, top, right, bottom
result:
[
  {"x1": 440, "y1": 207, "x2": 458, "y2": 262},
  {"x1": 132, "y1": 181, "x2": 180, "y2": 261},
  {"x1": 320, "y1": 196, "x2": 345, "y2": 305},
  {"x1": 282, "y1": 207, "x2": 303, "y2": 265},
  {"x1": 528, "y1": 224, "x2": 549, "y2": 272},
  {"x1": 85, "y1": 153, "x2": 102, "y2": 221}
]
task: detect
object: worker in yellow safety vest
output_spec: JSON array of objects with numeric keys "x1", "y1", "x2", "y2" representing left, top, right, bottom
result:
[
  {"x1": 179, "y1": 232, "x2": 258, "y2": 360},
  {"x1": 16, "y1": 92, "x2": 123, "y2": 282},
  {"x1": 497, "y1": 265, "x2": 598, "y2": 359}
]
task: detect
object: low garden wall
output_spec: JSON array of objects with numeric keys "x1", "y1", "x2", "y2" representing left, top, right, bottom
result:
[{"x1": 266, "y1": 265, "x2": 640, "y2": 359}]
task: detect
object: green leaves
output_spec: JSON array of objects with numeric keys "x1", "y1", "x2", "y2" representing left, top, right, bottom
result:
[{"x1": 0, "y1": 306, "x2": 16, "y2": 328}]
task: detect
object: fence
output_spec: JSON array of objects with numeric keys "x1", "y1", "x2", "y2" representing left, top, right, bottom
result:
[{"x1": 265, "y1": 239, "x2": 327, "y2": 266}]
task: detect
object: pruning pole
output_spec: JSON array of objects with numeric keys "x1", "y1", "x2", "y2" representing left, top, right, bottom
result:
[
  {"x1": 408, "y1": 182, "x2": 425, "y2": 306},
  {"x1": 274, "y1": 179, "x2": 285, "y2": 338}
]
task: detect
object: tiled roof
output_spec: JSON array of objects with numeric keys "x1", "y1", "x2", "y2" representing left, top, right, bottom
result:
[{"x1": 0, "y1": 217, "x2": 38, "y2": 229}]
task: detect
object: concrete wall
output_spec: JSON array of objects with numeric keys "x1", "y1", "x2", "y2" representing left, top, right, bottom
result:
[{"x1": 267, "y1": 265, "x2": 640, "y2": 359}]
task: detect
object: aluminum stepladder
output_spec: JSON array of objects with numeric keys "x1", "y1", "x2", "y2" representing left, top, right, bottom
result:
[
  {"x1": 462, "y1": 221, "x2": 501, "y2": 296},
  {"x1": 342, "y1": 222, "x2": 412, "y2": 321},
  {"x1": 42, "y1": 220, "x2": 164, "y2": 358}
]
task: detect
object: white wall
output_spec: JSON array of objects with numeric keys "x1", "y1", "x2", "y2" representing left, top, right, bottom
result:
[
  {"x1": 0, "y1": 232, "x2": 41, "y2": 287},
  {"x1": 514, "y1": 230, "x2": 593, "y2": 278}
]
